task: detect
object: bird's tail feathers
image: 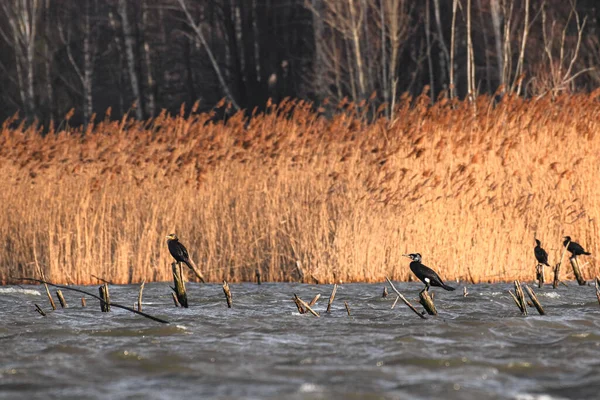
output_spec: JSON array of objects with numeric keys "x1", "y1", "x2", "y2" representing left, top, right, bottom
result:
[
  {"x1": 584, "y1": 251, "x2": 591, "y2": 255},
  {"x1": 185, "y1": 260, "x2": 206, "y2": 283},
  {"x1": 441, "y1": 283, "x2": 456, "y2": 291}
]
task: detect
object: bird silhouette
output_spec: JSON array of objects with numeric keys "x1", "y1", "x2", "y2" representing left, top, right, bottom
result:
[
  {"x1": 403, "y1": 253, "x2": 455, "y2": 292},
  {"x1": 534, "y1": 239, "x2": 550, "y2": 266},
  {"x1": 166, "y1": 234, "x2": 206, "y2": 282},
  {"x1": 563, "y1": 236, "x2": 591, "y2": 257}
]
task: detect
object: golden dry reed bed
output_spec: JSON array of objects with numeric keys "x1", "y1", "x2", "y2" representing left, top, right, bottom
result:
[{"x1": 1, "y1": 94, "x2": 599, "y2": 285}]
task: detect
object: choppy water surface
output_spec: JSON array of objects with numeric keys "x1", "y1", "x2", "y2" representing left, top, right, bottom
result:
[{"x1": 2, "y1": 282, "x2": 600, "y2": 400}]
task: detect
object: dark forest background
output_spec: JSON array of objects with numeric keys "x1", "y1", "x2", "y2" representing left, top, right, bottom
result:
[{"x1": 1, "y1": 0, "x2": 599, "y2": 126}]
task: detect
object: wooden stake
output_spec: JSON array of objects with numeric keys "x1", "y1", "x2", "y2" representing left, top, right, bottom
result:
[
  {"x1": 385, "y1": 277, "x2": 427, "y2": 319},
  {"x1": 35, "y1": 304, "x2": 46, "y2": 316},
  {"x1": 508, "y1": 280, "x2": 527, "y2": 315},
  {"x1": 308, "y1": 294, "x2": 321, "y2": 307},
  {"x1": 171, "y1": 292, "x2": 181, "y2": 307},
  {"x1": 294, "y1": 294, "x2": 319, "y2": 317},
  {"x1": 293, "y1": 296, "x2": 305, "y2": 314},
  {"x1": 255, "y1": 268, "x2": 261, "y2": 285},
  {"x1": 326, "y1": 284, "x2": 337, "y2": 313},
  {"x1": 419, "y1": 290, "x2": 437, "y2": 315},
  {"x1": 536, "y1": 264, "x2": 545, "y2": 288},
  {"x1": 553, "y1": 262, "x2": 561, "y2": 289},
  {"x1": 222, "y1": 281, "x2": 233, "y2": 308},
  {"x1": 99, "y1": 284, "x2": 110, "y2": 312},
  {"x1": 524, "y1": 285, "x2": 546, "y2": 315},
  {"x1": 570, "y1": 256, "x2": 586, "y2": 285},
  {"x1": 81, "y1": 297, "x2": 86, "y2": 307},
  {"x1": 344, "y1": 301, "x2": 351, "y2": 316},
  {"x1": 463, "y1": 286, "x2": 468, "y2": 297},
  {"x1": 382, "y1": 287, "x2": 388, "y2": 298},
  {"x1": 137, "y1": 280, "x2": 145, "y2": 312},
  {"x1": 595, "y1": 277, "x2": 600, "y2": 307},
  {"x1": 172, "y1": 262, "x2": 188, "y2": 308},
  {"x1": 56, "y1": 290, "x2": 67, "y2": 308}
]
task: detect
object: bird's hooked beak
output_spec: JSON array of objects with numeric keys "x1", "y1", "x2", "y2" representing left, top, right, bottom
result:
[{"x1": 402, "y1": 254, "x2": 411, "y2": 259}]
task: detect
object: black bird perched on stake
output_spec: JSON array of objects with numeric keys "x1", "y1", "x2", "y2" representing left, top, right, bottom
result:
[
  {"x1": 403, "y1": 253, "x2": 455, "y2": 292},
  {"x1": 534, "y1": 239, "x2": 550, "y2": 266},
  {"x1": 563, "y1": 236, "x2": 591, "y2": 257},
  {"x1": 166, "y1": 234, "x2": 206, "y2": 282}
]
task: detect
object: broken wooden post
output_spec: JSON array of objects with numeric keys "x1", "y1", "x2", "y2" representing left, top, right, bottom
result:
[
  {"x1": 255, "y1": 268, "x2": 261, "y2": 285},
  {"x1": 308, "y1": 294, "x2": 321, "y2": 307},
  {"x1": 536, "y1": 264, "x2": 545, "y2": 288},
  {"x1": 43, "y1": 281, "x2": 56, "y2": 310},
  {"x1": 222, "y1": 281, "x2": 232, "y2": 308},
  {"x1": 382, "y1": 287, "x2": 388, "y2": 298},
  {"x1": 595, "y1": 277, "x2": 600, "y2": 307},
  {"x1": 137, "y1": 280, "x2": 145, "y2": 312},
  {"x1": 463, "y1": 287, "x2": 468, "y2": 297},
  {"x1": 508, "y1": 280, "x2": 527, "y2": 315},
  {"x1": 553, "y1": 263, "x2": 561, "y2": 289},
  {"x1": 293, "y1": 295, "x2": 305, "y2": 314},
  {"x1": 171, "y1": 292, "x2": 181, "y2": 307},
  {"x1": 99, "y1": 284, "x2": 111, "y2": 312},
  {"x1": 524, "y1": 285, "x2": 546, "y2": 315},
  {"x1": 81, "y1": 297, "x2": 86, "y2": 307},
  {"x1": 171, "y1": 262, "x2": 188, "y2": 308},
  {"x1": 344, "y1": 301, "x2": 351, "y2": 316},
  {"x1": 326, "y1": 284, "x2": 337, "y2": 313},
  {"x1": 35, "y1": 304, "x2": 46, "y2": 316},
  {"x1": 570, "y1": 256, "x2": 586, "y2": 285},
  {"x1": 56, "y1": 290, "x2": 67, "y2": 308},
  {"x1": 419, "y1": 290, "x2": 437, "y2": 315},
  {"x1": 385, "y1": 277, "x2": 427, "y2": 319},
  {"x1": 294, "y1": 294, "x2": 319, "y2": 317}
]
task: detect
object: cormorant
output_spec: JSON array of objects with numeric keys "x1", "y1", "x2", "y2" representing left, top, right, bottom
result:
[
  {"x1": 534, "y1": 239, "x2": 550, "y2": 266},
  {"x1": 563, "y1": 236, "x2": 591, "y2": 257},
  {"x1": 403, "y1": 253, "x2": 455, "y2": 292},
  {"x1": 166, "y1": 234, "x2": 205, "y2": 282}
]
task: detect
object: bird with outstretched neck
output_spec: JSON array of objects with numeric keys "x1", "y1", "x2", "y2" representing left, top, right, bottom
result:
[
  {"x1": 534, "y1": 239, "x2": 550, "y2": 266},
  {"x1": 563, "y1": 236, "x2": 591, "y2": 257},
  {"x1": 403, "y1": 253, "x2": 455, "y2": 293},
  {"x1": 166, "y1": 234, "x2": 206, "y2": 283}
]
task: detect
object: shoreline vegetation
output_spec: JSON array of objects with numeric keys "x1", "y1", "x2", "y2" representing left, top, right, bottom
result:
[{"x1": 1, "y1": 94, "x2": 599, "y2": 285}]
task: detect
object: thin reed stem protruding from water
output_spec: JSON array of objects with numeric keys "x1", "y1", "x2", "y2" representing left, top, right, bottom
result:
[
  {"x1": 595, "y1": 277, "x2": 600, "y2": 306},
  {"x1": 35, "y1": 304, "x2": 46, "y2": 316},
  {"x1": 524, "y1": 285, "x2": 546, "y2": 315},
  {"x1": 137, "y1": 280, "x2": 145, "y2": 312},
  {"x1": 382, "y1": 287, "x2": 388, "y2": 298},
  {"x1": 222, "y1": 280, "x2": 232, "y2": 308},
  {"x1": 326, "y1": 284, "x2": 337, "y2": 313},
  {"x1": 56, "y1": 290, "x2": 67, "y2": 308},
  {"x1": 463, "y1": 287, "x2": 468, "y2": 297},
  {"x1": 171, "y1": 262, "x2": 188, "y2": 308},
  {"x1": 344, "y1": 301, "x2": 351, "y2": 316},
  {"x1": 419, "y1": 290, "x2": 437, "y2": 315},
  {"x1": 508, "y1": 280, "x2": 528, "y2": 315},
  {"x1": 391, "y1": 296, "x2": 400, "y2": 309},
  {"x1": 294, "y1": 294, "x2": 319, "y2": 317},
  {"x1": 570, "y1": 256, "x2": 586, "y2": 285},
  {"x1": 308, "y1": 294, "x2": 320, "y2": 307},
  {"x1": 18, "y1": 278, "x2": 169, "y2": 323},
  {"x1": 385, "y1": 277, "x2": 427, "y2": 319}
]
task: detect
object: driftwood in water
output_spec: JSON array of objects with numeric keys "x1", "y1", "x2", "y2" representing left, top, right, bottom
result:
[
  {"x1": 41, "y1": 277, "x2": 56, "y2": 310},
  {"x1": 382, "y1": 287, "x2": 388, "y2": 298},
  {"x1": 595, "y1": 277, "x2": 600, "y2": 307},
  {"x1": 385, "y1": 277, "x2": 427, "y2": 319},
  {"x1": 56, "y1": 290, "x2": 67, "y2": 308},
  {"x1": 308, "y1": 294, "x2": 321, "y2": 307},
  {"x1": 508, "y1": 280, "x2": 528, "y2": 315},
  {"x1": 81, "y1": 297, "x2": 86, "y2": 307},
  {"x1": 419, "y1": 290, "x2": 437, "y2": 315},
  {"x1": 99, "y1": 284, "x2": 111, "y2": 312},
  {"x1": 293, "y1": 295, "x2": 305, "y2": 314},
  {"x1": 524, "y1": 285, "x2": 546, "y2": 315},
  {"x1": 463, "y1": 287, "x2": 468, "y2": 297},
  {"x1": 19, "y1": 278, "x2": 169, "y2": 324},
  {"x1": 171, "y1": 292, "x2": 181, "y2": 307},
  {"x1": 326, "y1": 284, "x2": 338, "y2": 313},
  {"x1": 171, "y1": 262, "x2": 188, "y2": 308},
  {"x1": 137, "y1": 280, "x2": 145, "y2": 312},
  {"x1": 255, "y1": 268, "x2": 261, "y2": 285},
  {"x1": 222, "y1": 281, "x2": 233, "y2": 308},
  {"x1": 35, "y1": 304, "x2": 46, "y2": 316},
  {"x1": 570, "y1": 257, "x2": 586, "y2": 285},
  {"x1": 391, "y1": 296, "x2": 400, "y2": 309},
  {"x1": 344, "y1": 301, "x2": 351, "y2": 316},
  {"x1": 294, "y1": 294, "x2": 319, "y2": 317}
]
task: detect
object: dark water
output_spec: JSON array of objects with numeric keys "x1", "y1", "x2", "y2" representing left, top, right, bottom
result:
[{"x1": 2, "y1": 282, "x2": 600, "y2": 400}]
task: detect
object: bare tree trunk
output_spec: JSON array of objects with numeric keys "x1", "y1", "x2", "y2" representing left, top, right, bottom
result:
[
  {"x1": 476, "y1": 0, "x2": 492, "y2": 94},
  {"x1": 348, "y1": 0, "x2": 366, "y2": 100},
  {"x1": 450, "y1": 0, "x2": 458, "y2": 98},
  {"x1": 43, "y1": 0, "x2": 54, "y2": 120},
  {"x1": 118, "y1": 0, "x2": 144, "y2": 120},
  {"x1": 515, "y1": 0, "x2": 530, "y2": 95},
  {"x1": 432, "y1": 0, "x2": 450, "y2": 90},
  {"x1": 425, "y1": 0, "x2": 434, "y2": 101},
  {"x1": 142, "y1": 0, "x2": 156, "y2": 117},
  {"x1": 490, "y1": 0, "x2": 504, "y2": 86},
  {"x1": 379, "y1": 0, "x2": 388, "y2": 116},
  {"x1": 466, "y1": 0, "x2": 475, "y2": 99},
  {"x1": 83, "y1": 0, "x2": 93, "y2": 122}
]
